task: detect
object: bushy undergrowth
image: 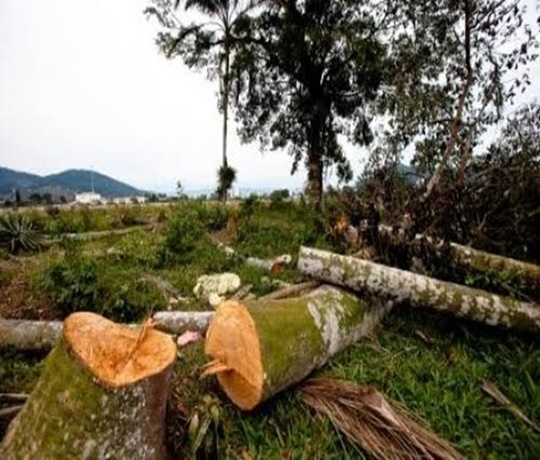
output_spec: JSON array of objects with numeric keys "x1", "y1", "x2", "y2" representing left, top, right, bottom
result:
[
  {"x1": 18, "y1": 204, "x2": 162, "y2": 236},
  {"x1": 3, "y1": 199, "x2": 540, "y2": 458},
  {"x1": 41, "y1": 240, "x2": 164, "y2": 322}
]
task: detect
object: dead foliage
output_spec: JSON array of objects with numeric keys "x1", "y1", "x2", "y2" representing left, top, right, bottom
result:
[{"x1": 301, "y1": 378, "x2": 462, "y2": 460}]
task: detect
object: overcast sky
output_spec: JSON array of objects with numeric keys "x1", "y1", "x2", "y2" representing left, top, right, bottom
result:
[{"x1": 1, "y1": 0, "x2": 539, "y2": 193}]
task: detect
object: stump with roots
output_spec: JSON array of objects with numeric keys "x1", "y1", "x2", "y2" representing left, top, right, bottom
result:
[{"x1": 1, "y1": 312, "x2": 177, "y2": 459}]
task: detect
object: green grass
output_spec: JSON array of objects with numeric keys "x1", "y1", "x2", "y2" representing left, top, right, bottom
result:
[
  {"x1": 2, "y1": 201, "x2": 539, "y2": 457},
  {"x1": 158, "y1": 306, "x2": 539, "y2": 459}
]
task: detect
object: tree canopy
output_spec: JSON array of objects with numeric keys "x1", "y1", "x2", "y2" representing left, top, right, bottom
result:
[{"x1": 146, "y1": 0, "x2": 539, "y2": 209}]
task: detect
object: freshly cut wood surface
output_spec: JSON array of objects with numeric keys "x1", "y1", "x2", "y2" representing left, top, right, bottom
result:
[
  {"x1": 1, "y1": 312, "x2": 176, "y2": 459},
  {"x1": 64, "y1": 312, "x2": 176, "y2": 388},
  {"x1": 204, "y1": 286, "x2": 390, "y2": 410}
]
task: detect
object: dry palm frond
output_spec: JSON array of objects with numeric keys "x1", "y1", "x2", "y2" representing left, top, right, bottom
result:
[{"x1": 301, "y1": 378, "x2": 463, "y2": 460}]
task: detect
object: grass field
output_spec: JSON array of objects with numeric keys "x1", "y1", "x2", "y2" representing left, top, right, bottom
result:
[{"x1": 1, "y1": 200, "x2": 539, "y2": 458}]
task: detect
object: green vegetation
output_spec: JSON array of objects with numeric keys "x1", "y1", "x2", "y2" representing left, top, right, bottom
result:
[
  {"x1": 0, "y1": 213, "x2": 42, "y2": 254},
  {"x1": 1, "y1": 201, "x2": 539, "y2": 457}
]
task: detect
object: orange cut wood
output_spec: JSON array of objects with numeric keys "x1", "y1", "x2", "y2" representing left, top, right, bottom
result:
[
  {"x1": 64, "y1": 312, "x2": 177, "y2": 388},
  {"x1": 1, "y1": 312, "x2": 177, "y2": 459},
  {"x1": 205, "y1": 287, "x2": 390, "y2": 410}
]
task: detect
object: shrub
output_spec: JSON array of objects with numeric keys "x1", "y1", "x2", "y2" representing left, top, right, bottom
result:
[
  {"x1": 161, "y1": 207, "x2": 204, "y2": 263},
  {"x1": 42, "y1": 241, "x2": 163, "y2": 322},
  {"x1": 269, "y1": 189, "x2": 290, "y2": 210},
  {"x1": 239, "y1": 194, "x2": 261, "y2": 219},
  {"x1": 114, "y1": 229, "x2": 160, "y2": 268},
  {"x1": 203, "y1": 205, "x2": 230, "y2": 231},
  {"x1": 42, "y1": 254, "x2": 101, "y2": 315}
]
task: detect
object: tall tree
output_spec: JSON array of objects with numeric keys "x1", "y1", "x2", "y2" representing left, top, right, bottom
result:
[
  {"x1": 145, "y1": 0, "x2": 254, "y2": 200},
  {"x1": 231, "y1": 1, "x2": 386, "y2": 209},
  {"x1": 373, "y1": 0, "x2": 538, "y2": 196}
]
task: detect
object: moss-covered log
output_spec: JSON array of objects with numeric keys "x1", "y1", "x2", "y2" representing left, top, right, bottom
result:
[
  {"x1": 378, "y1": 225, "x2": 540, "y2": 300},
  {"x1": 298, "y1": 247, "x2": 540, "y2": 332},
  {"x1": 0, "y1": 311, "x2": 213, "y2": 351},
  {"x1": 204, "y1": 286, "x2": 391, "y2": 411},
  {"x1": 1, "y1": 312, "x2": 176, "y2": 459}
]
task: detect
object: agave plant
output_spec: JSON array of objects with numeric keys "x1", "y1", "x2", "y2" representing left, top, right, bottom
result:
[{"x1": 0, "y1": 213, "x2": 42, "y2": 254}]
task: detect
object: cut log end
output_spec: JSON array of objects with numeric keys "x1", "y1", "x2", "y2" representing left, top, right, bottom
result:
[
  {"x1": 204, "y1": 301, "x2": 263, "y2": 410},
  {"x1": 64, "y1": 312, "x2": 177, "y2": 388}
]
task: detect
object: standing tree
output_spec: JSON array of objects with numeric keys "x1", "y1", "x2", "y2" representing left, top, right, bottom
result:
[
  {"x1": 145, "y1": 0, "x2": 254, "y2": 201},
  {"x1": 230, "y1": 1, "x2": 387, "y2": 210},
  {"x1": 374, "y1": 0, "x2": 538, "y2": 197}
]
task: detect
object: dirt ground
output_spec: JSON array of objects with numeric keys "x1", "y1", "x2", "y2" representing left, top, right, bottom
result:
[{"x1": 0, "y1": 258, "x2": 60, "y2": 321}]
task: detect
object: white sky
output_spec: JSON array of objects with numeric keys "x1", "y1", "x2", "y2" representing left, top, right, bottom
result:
[{"x1": 1, "y1": 0, "x2": 538, "y2": 193}]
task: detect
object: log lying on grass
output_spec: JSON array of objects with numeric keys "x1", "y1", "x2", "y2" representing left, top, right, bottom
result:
[
  {"x1": 42, "y1": 224, "x2": 155, "y2": 248},
  {"x1": 377, "y1": 224, "x2": 540, "y2": 300},
  {"x1": 204, "y1": 285, "x2": 391, "y2": 411},
  {"x1": 1, "y1": 312, "x2": 176, "y2": 459},
  {"x1": 213, "y1": 240, "x2": 292, "y2": 274},
  {"x1": 298, "y1": 247, "x2": 540, "y2": 332},
  {"x1": 0, "y1": 311, "x2": 214, "y2": 351}
]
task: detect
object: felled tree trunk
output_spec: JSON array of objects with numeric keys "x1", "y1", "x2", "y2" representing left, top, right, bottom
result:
[
  {"x1": 1, "y1": 312, "x2": 176, "y2": 459},
  {"x1": 212, "y1": 240, "x2": 292, "y2": 275},
  {"x1": 378, "y1": 224, "x2": 540, "y2": 300},
  {"x1": 298, "y1": 247, "x2": 540, "y2": 332},
  {"x1": 0, "y1": 311, "x2": 213, "y2": 351},
  {"x1": 204, "y1": 285, "x2": 391, "y2": 411},
  {"x1": 42, "y1": 225, "x2": 155, "y2": 248}
]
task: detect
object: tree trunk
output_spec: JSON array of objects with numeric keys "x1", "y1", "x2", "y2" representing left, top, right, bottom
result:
[
  {"x1": 1, "y1": 312, "x2": 176, "y2": 459},
  {"x1": 0, "y1": 311, "x2": 213, "y2": 351},
  {"x1": 204, "y1": 285, "x2": 391, "y2": 411},
  {"x1": 306, "y1": 117, "x2": 324, "y2": 211},
  {"x1": 222, "y1": 38, "x2": 230, "y2": 171},
  {"x1": 211, "y1": 239, "x2": 292, "y2": 274},
  {"x1": 297, "y1": 247, "x2": 540, "y2": 332},
  {"x1": 378, "y1": 225, "x2": 540, "y2": 301}
]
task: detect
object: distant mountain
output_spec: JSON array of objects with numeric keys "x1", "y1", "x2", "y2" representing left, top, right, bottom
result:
[
  {"x1": 0, "y1": 167, "x2": 145, "y2": 199},
  {"x1": 0, "y1": 168, "x2": 41, "y2": 193}
]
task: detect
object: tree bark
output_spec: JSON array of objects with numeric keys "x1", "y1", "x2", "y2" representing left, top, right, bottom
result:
[
  {"x1": 212, "y1": 239, "x2": 292, "y2": 274},
  {"x1": 204, "y1": 285, "x2": 391, "y2": 411},
  {"x1": 1, "y1": 312, "x2": 176, "y2": 459},
  {"x1": 378, "y1": 225, "x2": 540, "y2": 301},
  {"x1": 259, "y1": 280, "x2": 320, "y2": 300},
  {"x1": 298, "y1": 247, "x2": 540, "y2": 332},
  {"x1": 222, "y1": 36, "x2": 230, "y2": 171},
  {"x1": 306, "y1": 115, "x2": 324, "y2": 211},
  {"x1": 0, "y1": 311, "x2": 214, "y2": 351}
]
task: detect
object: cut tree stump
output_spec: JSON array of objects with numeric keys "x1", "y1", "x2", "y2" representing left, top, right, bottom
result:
[
  {"x1": 204, "y1": 285, "x2": 391, "y2": 411},
  {"x1": 1, "y1": 312, "x2": 176, "y2": 459},
  {"x1": 298, "y1": 246, "x2": 540, "y2": 332},
  {"x1": 0, "y1": 311, "x2": 214, "y2": 351}
]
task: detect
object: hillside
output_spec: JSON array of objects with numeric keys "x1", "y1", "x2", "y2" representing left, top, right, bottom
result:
[
  {"x1": 0, "y1": 168, "x2": 41, "y2": 193},
  {"x1": 0, "y1": 167, "x2": 144, "y2": 198}
]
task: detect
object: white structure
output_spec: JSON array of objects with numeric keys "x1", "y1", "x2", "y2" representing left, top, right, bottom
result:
[
  {"x1": 75, "y1": 192, "x2": 102, "y2": 204},
  {"x1": 112, "y1": 196, "x2": 147, "y2": 204}
]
